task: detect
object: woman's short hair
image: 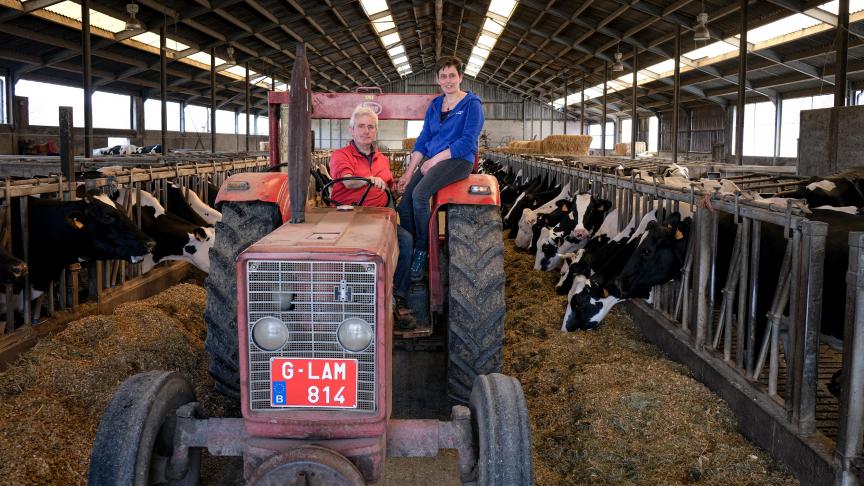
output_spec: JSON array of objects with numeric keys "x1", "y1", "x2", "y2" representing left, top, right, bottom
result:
[
  {"x1": 349, "y1": 105, "x2": 378, "y2": 128},
  {"x1": 436, "y1": 56, "x2": 463, "y2": 74}
]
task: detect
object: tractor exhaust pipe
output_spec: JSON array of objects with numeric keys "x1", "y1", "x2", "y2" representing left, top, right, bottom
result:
[{"x1": 287, "y1": 43, "x2": 312, "y2": 223}]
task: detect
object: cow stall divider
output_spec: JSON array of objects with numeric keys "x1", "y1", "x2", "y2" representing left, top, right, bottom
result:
[
  {"x1": 489, "y1": 152, "x2": 859, "y2": 484},
  {"x1": 0, "y1": 155, "x2": 269, "y2": 355}
]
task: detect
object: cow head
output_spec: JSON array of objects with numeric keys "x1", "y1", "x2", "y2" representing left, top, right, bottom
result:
[
  {"x1": 181, "y1": 226, "x2": 214, "y2": 273},
  {"x1": 560, "y1": 275, "x2": 622, "y2": 332},
  {"x1": 615, "y1": 212, "x2": 691, "y2": 299},
  {"x1": 70, "y1": 195, "x2": 155, "y2": 262},
  {"x1": 570, "y1": 194, "x2": 612, "y2": 241},
  {"x1": 0, "y1": 247, "x2": 26, "y2": 284},
  {"x1": 556, "y1": 251, "x2": 588, "y2": 295}
]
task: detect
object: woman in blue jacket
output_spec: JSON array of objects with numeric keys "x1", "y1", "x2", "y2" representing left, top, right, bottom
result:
[{"x1": 396, "y1": 56, "x2": 484, "y2": 281}]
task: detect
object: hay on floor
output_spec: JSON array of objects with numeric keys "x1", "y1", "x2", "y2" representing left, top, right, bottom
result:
[{"x1": 502, "y1": 237, "x2": 797, "y2": 486}]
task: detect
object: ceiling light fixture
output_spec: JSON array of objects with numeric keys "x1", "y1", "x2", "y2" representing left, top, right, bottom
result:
[
  {"x1": 124, "y1": 3, "x2": 143, "y2": 32},
  {"x1": 226, "y1": 46, "x2": 236, "y2": 65},
  {"x1": 612, "y1": 50, "x2": 624, "y2": 72},
  {"x1": 693, "y1": 12, "x2": 711, "y2": 42}
]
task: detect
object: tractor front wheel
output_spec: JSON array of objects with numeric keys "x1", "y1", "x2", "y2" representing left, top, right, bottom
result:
[
  {"x1": 88, "y1": 371, "x2": 200, "y2": 486},
  {"x1": 204, "y1": 201, "x2": 280, "y2": 398},
  {"x1": 467, "y1": 373, "x2": 533, "y2": 486},
  {"x1": 446, "y1": 204, "x2": 505, "y2": 404}
]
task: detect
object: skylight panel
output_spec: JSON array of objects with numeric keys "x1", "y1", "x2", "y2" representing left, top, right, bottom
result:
[
  {"x1": 361, "y1": 1, "x2": 412, "y2": 77},
  {"x1": 463, "y1": 1, "x2": 517, "y2": 77},
  {"x1": 360, "y1": 0, "x2": 388, "y2": 16},
  {"x1": 644, "y1": 59, "x2": 675, "y2": 75},
  {"x1": 373, "y1": 15, "x2": 395, "y2": 34},
  {"x1": 380, "y1": 32, "x2": 400, "y2": 47},
  {"x1": 188, "y1": 52, "x2": 226, "y2": 66},
  {"x1": 225, "y1": 65, "x2": 248, "y2": 78},
  {"x1": 131, "y1": 32, "x2": 190, "y2": 52},
  {"x1": 814, "y1": 0, "x2": 864, "y2": 14},
  {"x1": 685, "y1": 40, "x2": 737, "y2": 60},
  {"x1": 483, "y1": 17, "x2": 505, "y2": 35},
  {"x1": 478, "y1": 34, "x2": 497, "y2": 50},
  {"x1": 42, "y1": 1, "x2": 126, "y2": 34},
  {"x1": 488, "y1": 0, "x2": 517, "y2": 19},
  {"x1": 746, "y1": 14, "x2": 821, "y2": 43}
]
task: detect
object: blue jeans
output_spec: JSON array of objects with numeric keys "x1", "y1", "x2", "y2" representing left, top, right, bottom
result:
[
  {"x1": 398, "y1": 158, "x2": 474, "y2": 252},
  {"x1": 395, "y1": 225, "x2": 413, "y2": 298}
]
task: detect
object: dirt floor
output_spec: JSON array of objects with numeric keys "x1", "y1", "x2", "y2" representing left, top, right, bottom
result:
[{"x1": 0, "y1": 236, "x2": 799, "y2": 485}]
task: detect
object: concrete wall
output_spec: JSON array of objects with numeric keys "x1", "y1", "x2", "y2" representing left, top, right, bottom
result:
[{"x1": 798, "y1": 105, "x2": 864, "y2": 176}]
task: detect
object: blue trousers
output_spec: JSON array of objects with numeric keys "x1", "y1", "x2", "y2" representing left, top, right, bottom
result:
[
  {"x1": 395, "y1": 225, "x2": 413, "y2": 298},
  {"x1": 397, "y1": 158, "x2": 473, "y2": 252}
]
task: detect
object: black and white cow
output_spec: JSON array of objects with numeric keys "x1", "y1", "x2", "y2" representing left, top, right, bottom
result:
[
  {"x1": 560, "y1": 208, "x2": 693, "y2": 331},
  {"x1": 92, "y1": 144, "x2": 162, "y2": 156},
  {"x1": 0, "y1": 246, "x2": 26, "y2": 285},
  {"x1": 533, "y1": 196, "x2": 615, "y2": 271},
  {"x1": 504, "y1": 176, "x2": 559, "y2": 236},
  {"x1": 11, "y1": 194, "x2": 155, "y2": 291},
  {"x1": 112, "y1": 188, "x2": 214, "y2": 273},
  {"x1": 513, "y1": 185, "x2": 571, "y2": 249},
  {"x1": 166, "y1": 182, "x2": 222, "y2": 226},
  {"x1": 775, "y1": 168, "x2": 864, "y2": 208}
]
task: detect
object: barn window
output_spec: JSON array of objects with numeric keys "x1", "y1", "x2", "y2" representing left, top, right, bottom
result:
[
  {"x1": 92, "y1": 91, "x2": 131, "y2": 129},
  {"x1": 0, "y1": 75, "x2": 5, "y2": 124},
  {"x1": 779, "y1": 94, "x2": 833, "y2": 157},
  {"x1": 620, "y1": 119, "x2": 632, "y2": 145},
  {"x1": 648, "y1": 116, "x2": 659, "y2": 153},
  {"x1": 256, "y1": 116, "x2": 269, "y2": 137},
  {"x1": 15, "y1": 79, "x2": 84, "y2": 127},
  {"x1": 184, "y1": 104, "x2": 210, "y2": 134},
  {"x1": 731, "y1": 102, "x2": 776, "y2": 157},
  {"x1": 144, "y1": 99, "x2": 181, "y2": 131},
  {"x1": 215, "y1": 109, "x2": 236, "y2": 134}
]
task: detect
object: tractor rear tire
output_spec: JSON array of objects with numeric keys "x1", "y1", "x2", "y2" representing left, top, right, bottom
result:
[
  {"x1": 88, "y1": 371, "x2": 200, "y2": 486},
  {"x1": 204, "y1": 201, "x2": 280, "y2": 399},
  {"x1": 446, "y1": 204, "x2": 505, "y2": 405}
]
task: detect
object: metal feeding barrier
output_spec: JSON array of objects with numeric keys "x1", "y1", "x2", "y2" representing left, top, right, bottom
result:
[
  {"x1": 489, "y1": 152, "x2": 864, "y2": 484},
  {"x1": 0, "y1": 155, "x2": 269, "y2": 338}
]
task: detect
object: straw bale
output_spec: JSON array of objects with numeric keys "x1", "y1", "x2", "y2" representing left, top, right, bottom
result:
[
  {"x1": 614, "y1": 141, "x2": 648, "y2": 156},
  {"x1": 502, "y1": 237, "x2": 797, "y2": 486},
  {"x1": 402, "y1": 138, "x2": 416, "y2": 150},
  {"x1": 541, "y1": 135, "x2": 592, "y2": 156}
]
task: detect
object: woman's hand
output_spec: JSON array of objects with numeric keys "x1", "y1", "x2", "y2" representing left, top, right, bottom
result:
[
  {"x1": 396, "y1": 173, "x2": 412, "y2": 196},
  {"x1": 420, "y1": 158, "x2": 440, "y2": 175}
]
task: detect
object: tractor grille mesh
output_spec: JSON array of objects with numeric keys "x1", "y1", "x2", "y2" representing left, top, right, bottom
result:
[{"x1": 246, "y1": 260, "x2": 377, "y2": 412}]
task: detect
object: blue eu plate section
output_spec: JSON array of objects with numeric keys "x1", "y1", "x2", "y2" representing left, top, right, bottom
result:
[{"x1": 272, "y1": 380, "x2": 287, "y2": 406}]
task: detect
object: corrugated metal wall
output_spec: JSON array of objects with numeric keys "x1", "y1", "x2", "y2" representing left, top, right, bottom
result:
[
  {"x1": 658, "y1": 106, "x2": 726, "y2": 153},
  {"x1": 380, "y1": 70, "x2": 570, "y2": 122}
]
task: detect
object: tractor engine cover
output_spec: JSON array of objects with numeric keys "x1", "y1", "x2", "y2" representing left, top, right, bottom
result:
[{"x1": 237, "y1": 206, "x2": 398, "y2": 441}]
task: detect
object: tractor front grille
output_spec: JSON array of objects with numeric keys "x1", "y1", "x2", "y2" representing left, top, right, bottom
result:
[{"x1": 245, "y1": 260, "x2": 377, "y2": 412}]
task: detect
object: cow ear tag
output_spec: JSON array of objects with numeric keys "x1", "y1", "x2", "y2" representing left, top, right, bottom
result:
[
  {"x1": 602, "y1": 288, "x2": 609, "y2": 298},
  {"x1": 675, "y1": 229, "x2": 684, "y2": 240},
  {"x1": 561, "y1": 203, "x2": 569, "y2": 212},
  {"x1": 72, "y1": 219, "x2": 84, "y2": 230}
]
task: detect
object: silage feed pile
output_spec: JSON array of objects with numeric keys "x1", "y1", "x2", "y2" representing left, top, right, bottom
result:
[
  {"x1": 0, "y1": 284, "x2": 236, "y2": 486},
  {"x1": 502, "y1": 237, "x2": 798, "y2": 486}
]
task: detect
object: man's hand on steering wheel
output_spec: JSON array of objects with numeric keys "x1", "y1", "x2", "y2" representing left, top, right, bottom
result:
[{"x1": 321, "y1": 176, "x2": 393, "y2": 208}]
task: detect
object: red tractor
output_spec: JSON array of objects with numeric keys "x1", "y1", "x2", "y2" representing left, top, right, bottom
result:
[{"x1": 88, "y1": 47, "x2": 531, "y2": 485}]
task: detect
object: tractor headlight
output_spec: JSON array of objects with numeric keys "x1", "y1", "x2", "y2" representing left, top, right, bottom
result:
[
  {"x1": 337, "y1": 317, "x2": 373, "y2": 352},
  {"x1": 251, "y1": 316, "x2": 289, "y2": 351},
  {"x1": 468, "y1": 185, "x2": 492, "y2": 195}
]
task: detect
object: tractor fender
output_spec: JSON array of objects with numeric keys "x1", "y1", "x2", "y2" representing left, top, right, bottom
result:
[
  {"x1": 215, "y1": 172, "x2": 293, "y2": 223},
  {"x1": 430, "y1": 174, "x2": 500, "y2": 212}
]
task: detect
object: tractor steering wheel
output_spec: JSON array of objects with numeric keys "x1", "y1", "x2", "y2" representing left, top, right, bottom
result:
[{"x1": 321, "y1": 177, "x2": 393, "y2": 208}]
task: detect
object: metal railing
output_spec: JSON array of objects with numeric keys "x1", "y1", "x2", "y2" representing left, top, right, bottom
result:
[{"x1": 0, "y1": 155, "x2": 270, "y2": 336}]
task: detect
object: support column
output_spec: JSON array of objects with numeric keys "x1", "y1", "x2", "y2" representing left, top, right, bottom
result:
[
  {"x1": 773, "y1": 95, "x2": 783, "y2": 163},
  {"x1": 4, "y1": 67, "x2": 13, "y2": 127},
  {"x1": 245, "y1": 62, "x2": 251, "y2": 152},
  {"x1": 631, "y1": 47, "x2": 638, "y2": 160},
  {"x1": 160, "y1": 24, "x2": 168, "y2": 154},
  {"x1": 82, "y1": 0, "x2": 93, "y2": 157},
  {"x1": 210, "y1": 48, "x2": 216, "y2": 153},
  {"x1": 673, "y1": 24, "x2": 681, "y2": 164},
  {"x1": 602, "y1": 62, "x2": 608, "y2": 156},
  {"x1": 522, "y1": 99, "x2": 526, "y2": 140},
  {"x1": 580, "y1": 75, "x2": 585, "y2": 135},
  {"x1": 540, "y1": 97, "x2": 544, "y2": 139},
  {"x1": 736, "y1": 0, "x2": 748, "y2": 165},
  {"x1": 836, "y1": 0, "x2": 850, "y2": 107},
  {"x1": 530, "y1": 98, "x2": 534, "y2": 139},
  {"x1": 563, "y1": 72, "x2": 569, "y2": 135}
]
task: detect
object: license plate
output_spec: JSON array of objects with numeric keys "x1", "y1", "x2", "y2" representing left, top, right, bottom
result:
[{"x1": 270, "y1": 357, "x2": 358, "y2": 408}]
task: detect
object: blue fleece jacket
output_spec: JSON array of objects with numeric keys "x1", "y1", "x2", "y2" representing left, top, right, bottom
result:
[{"x1": 413, "y1": 91, "x2": 484, "y2": 163}]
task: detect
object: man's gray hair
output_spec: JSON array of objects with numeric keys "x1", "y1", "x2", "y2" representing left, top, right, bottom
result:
[{"x1": 349, "y1": 105, "x2": 379, "y2": 128}]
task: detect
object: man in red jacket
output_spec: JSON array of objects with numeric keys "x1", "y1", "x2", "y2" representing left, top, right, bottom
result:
[{"x1": 329, "y1": 106, "x2": 416, "y2": 328}]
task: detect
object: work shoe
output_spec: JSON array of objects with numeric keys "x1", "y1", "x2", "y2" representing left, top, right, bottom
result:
[
  {"x1": 409, "y1": 249, "x2": 428, "y2": 282},
  {"x1": 394, "y1": 296, "x2": 417, "y2": 330}
]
